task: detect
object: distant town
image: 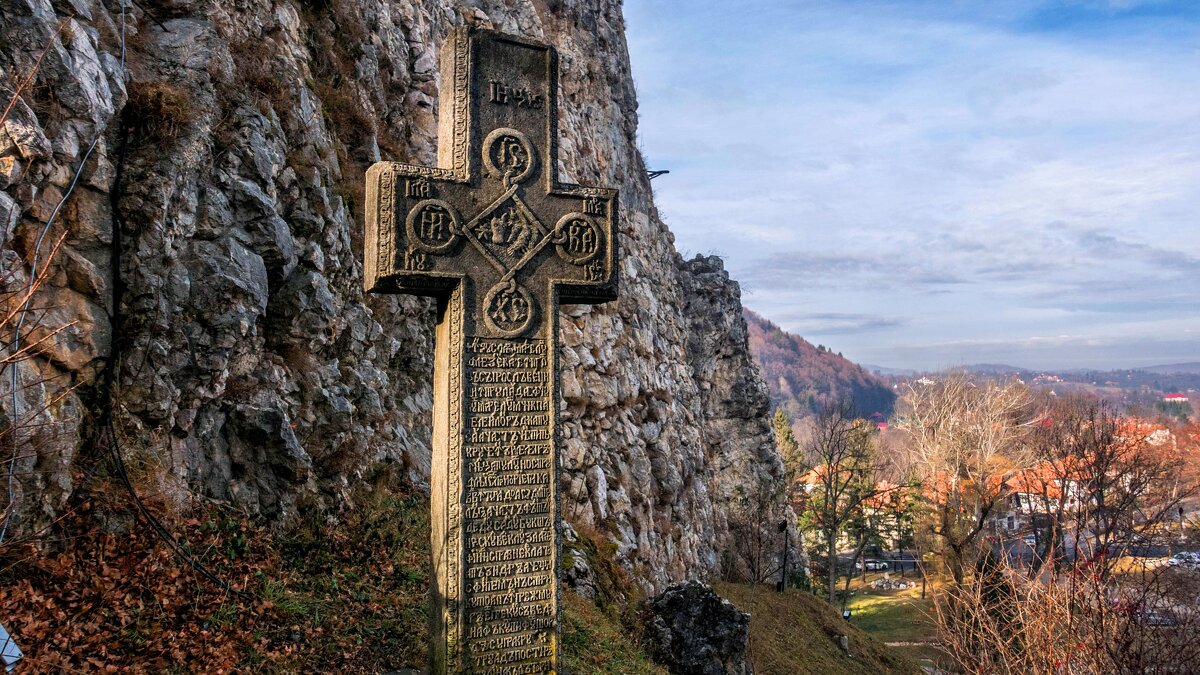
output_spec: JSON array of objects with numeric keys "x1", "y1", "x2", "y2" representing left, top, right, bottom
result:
[{"x1": 874, "y1": 363, "x2": 1200, "y2": 423}]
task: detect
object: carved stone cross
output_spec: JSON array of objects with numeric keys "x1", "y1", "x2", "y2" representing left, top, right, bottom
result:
[{"x1": 363, "y1": 27, "x2": 618, "y2": 674}]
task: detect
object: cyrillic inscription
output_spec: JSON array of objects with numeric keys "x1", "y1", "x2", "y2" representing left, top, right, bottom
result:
[
  {"x1": 406, "y1": 177, "x2": 433, "y2": 198},
  {"x1": 582, "y1": 196, "x2": 606, "y2": 216},
  {"x1": 463, "y1": 335, "x2": 555, "y2": 672},
  {"x1": 489, "y1": 80, "x2": 545, "y2": 109}
]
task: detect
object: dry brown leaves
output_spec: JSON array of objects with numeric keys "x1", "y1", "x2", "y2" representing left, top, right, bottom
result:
[{"x1": 0, "y1": 480, "x2": 431, "y2": 673}]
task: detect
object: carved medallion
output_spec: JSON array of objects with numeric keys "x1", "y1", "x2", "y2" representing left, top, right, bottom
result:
[
  {"x1": 406, "y1": 199, "x2": 461, "y2": 254},
  {"x1": 484, "y1": 280, "x2": 535, "y2": 337},
  {"x1": 484, "y1": 128, "x2": 537, "y2": 184},
  {"x1": 554, "y1": 213, "x2": 602, "y2": 265}
]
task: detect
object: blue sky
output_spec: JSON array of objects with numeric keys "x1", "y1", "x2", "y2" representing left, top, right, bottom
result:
[{"x1": 624, "y1": 0, "x2": 1200, "y2": 371}]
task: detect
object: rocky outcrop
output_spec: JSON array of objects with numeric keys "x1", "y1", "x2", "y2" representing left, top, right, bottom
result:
[
  {"x1": 644, "y1": 580, "x2": 753, "y2": 675},
  {"x1": 678, "y1": 255, "x2": 798, "y2": 581},
  {"x1": 0, "y1": 0, "x2": 792, "y2": 590}
]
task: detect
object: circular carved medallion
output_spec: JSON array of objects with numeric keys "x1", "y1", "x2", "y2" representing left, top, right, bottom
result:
[
  {"x1": 405, "y1": 199, "x2": 460, "y2": 254},
  {"x1": 483, "y1": 128, "x2": 537, "y2": 184},
  {"x1": 483, "y1": 280, "x2": 536, "y2": 337},
  {"x1": 554, "y1": 212, "x2": 602, "y2": 265}
]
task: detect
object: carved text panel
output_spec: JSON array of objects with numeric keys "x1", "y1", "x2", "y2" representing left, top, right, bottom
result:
[{"x1": 462, "y1": 336, "x2": 555, "y2": 673}]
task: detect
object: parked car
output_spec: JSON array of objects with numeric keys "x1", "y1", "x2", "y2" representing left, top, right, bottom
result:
[
  {"x1": 863, "y1": 560, "x2": 889, "y2": 571},
  {"x1": 1022, "y1": 534, "x2": 1037, "y2": 546},
  {"x1": 1167, "y1": 552, "x2": 1200, "y2": 568},
  {"x1": 1136, "y1": 608, "x2": 1178, "y2": 627}
]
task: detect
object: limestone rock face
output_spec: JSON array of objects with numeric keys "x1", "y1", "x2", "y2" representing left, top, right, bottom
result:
[
  {"x1": 0, "y1": 0, "x2": 793, "y2": 589},
  {"x1": 644, "y1": 580, "x2": 753, "y2": 675}
]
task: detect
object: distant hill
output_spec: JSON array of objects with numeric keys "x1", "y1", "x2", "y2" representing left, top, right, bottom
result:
[
  {"x1": 965, "y1": 363, "x2": 1031, "y2": 375},
  {"x1": 744, "y1": 309, "x2": 896, "y2": 420},
  {"x1": 957, "y1": 362, "x2": 1200, "y2": 377},
  {"x1": 1142, "y1": 362, "x2": 1200, "y2": 375},
  {"x1": 862, "y1": 364, "x2": 917, "y2": 377}
]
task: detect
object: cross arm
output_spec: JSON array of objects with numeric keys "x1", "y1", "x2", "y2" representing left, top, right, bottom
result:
[{"x1": 363, "y1": 161, "x2": 468, "y2": 297}]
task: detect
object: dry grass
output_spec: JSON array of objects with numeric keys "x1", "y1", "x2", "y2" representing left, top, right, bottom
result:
[
  {"x1": 844, "y1": 575, "x2": 952, "y2": 669},
  {"x1": 560, "y1": 590, "x2": 668, "y2": 675},
  {"x1": 225, "y1": 37, "x2": 291, "y2": 115},
  {"x1": 124, "y1": 80, "x2": 192, "y2": 143},
  {"x1": 715, "y1": 581, "x2": 923, "y2": 675},
  {"x1": 846, "y1": 581, "x2": 936, "y2": 642}
]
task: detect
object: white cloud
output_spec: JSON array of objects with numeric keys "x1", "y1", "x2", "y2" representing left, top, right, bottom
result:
[{"x1": 626, "y1": 0, "x2": 1200, "y2": 369}]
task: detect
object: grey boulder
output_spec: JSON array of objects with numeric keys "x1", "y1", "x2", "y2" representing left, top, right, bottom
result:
[{"x1": 644, "y1": 580, "x2": 752, "y2": 675}]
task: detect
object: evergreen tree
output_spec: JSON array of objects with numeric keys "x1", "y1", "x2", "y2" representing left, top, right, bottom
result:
[{"x1": 772, "y1": 407, "x2": 800, "y2": 468}]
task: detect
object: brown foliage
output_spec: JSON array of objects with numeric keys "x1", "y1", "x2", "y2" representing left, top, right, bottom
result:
[
  {"x1": 124, "y1": 81, "x2": 192, "y2": 144},
  {"x1": 0, "y1": 478, "x2": 432, "y2": 672}
]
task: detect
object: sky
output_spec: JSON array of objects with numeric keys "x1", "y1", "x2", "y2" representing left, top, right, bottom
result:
[{"x1": 623, "y1": 0, "x2": 1200, "y2": 372}]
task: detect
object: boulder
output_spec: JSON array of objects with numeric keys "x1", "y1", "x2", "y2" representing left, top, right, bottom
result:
[{"x1": 644, "y1": 581, "x2": 752, "y2": 675}]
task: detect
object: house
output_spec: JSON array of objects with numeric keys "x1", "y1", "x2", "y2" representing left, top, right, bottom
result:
[
  {"x1": 988, "y1": 465, "x2": 1063, "y2": 533},
  {"x1": 985, "y1": 421, "x2": 1179, "y2": 534},
  {"x1": 1120, "y1": 420, "x2": 1174, "y2": 448},
  {"x1": 1164, "y1": 393, "x2": 1189, "y2": 404}
]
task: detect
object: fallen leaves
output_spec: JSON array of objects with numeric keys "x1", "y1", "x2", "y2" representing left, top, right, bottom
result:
[{"x1": 0, "y1": 480, "x2": 432, "y2": 672}]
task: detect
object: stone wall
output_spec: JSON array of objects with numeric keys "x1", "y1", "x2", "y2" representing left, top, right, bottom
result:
[{"x1": 0, "y1": 0, "x2": 792, "y2": 590}]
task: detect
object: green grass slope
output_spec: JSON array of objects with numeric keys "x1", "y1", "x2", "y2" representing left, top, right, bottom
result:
[
  {"x1": 561, "y1": 590, "x2": 668, "y2": 675},
  {"x1": 715, "y1": 582, "x2": 924, "y2": 675}
]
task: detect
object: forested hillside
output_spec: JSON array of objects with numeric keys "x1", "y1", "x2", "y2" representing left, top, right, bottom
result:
[{"x1": 744, "y1": 310, "x2": 895, "y2": 419}]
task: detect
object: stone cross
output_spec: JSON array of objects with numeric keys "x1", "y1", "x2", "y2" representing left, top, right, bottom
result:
[{"x1": 363, "y1": 27, "x2": 618, "y2": 674}]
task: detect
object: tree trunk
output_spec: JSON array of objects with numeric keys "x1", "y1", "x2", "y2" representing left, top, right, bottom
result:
[
  {"x1": 948, "y1": 543, "x2": 965, "y2": 585},
  {"x1": 827, "y1": 530, "x2": 838, "y2": 605}
]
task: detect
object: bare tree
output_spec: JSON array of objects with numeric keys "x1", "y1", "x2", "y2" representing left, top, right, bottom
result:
[
  {"x1": 795, "y1": 400, "x2": 896, "y2": 603},
  {"x1": 720, "y1": 409, "x2": 801, "y2": 585},
  {"x1": 1025, "y1": 396, "x2": 1197, "y2": 580},
  {"x1": 724, "y1": 475, "x2": 790, "y2": 584},
  {"x1": 932, "y1": 395, "x2": 1200, "y2": 674},
  {"x1": 899, "y1": 372, "x2": 1034, "y2": 584},
  {"x1": 936, "y1": 548, "x2": 1200, "y2": 674}
]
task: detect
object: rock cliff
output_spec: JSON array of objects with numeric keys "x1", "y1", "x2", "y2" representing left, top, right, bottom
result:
[{"x1": 0, "y1": 0, "x2": 792, "y2": 590}]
